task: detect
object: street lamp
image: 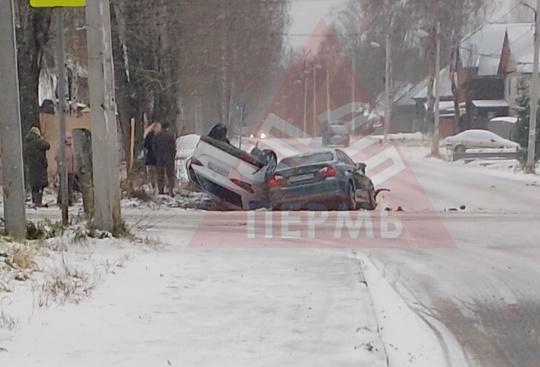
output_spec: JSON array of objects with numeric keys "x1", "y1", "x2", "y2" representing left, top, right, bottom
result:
[
  {"x1": 326, "y1": 58, "x2": 331, "y2": 126},
  {"x1": 235, "y1": 103, "x2": 245, "y2": 149},
  {"x1": 303, "y1": 70, "x2": 310, "y2": 138},
  {"x1": 370, "y1": 40, "x2": 390, "y2": 143},
  {"x1": 281, "y1": 95, "x2": 288, "y2": 138},
  {"x1": 300, "y1": 50, "x2": 312, "y2": 138},
  {"x1": 313, "y1": 63, "x2": 324, "y2": 136},
  {"x1": 431, "y1": 22, "x2": 442, "y2": 158}
]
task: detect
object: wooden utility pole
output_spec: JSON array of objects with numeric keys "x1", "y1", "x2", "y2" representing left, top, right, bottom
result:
[
  {"x1": 384, "y1": 32, "x2": 391, "y2": 143},
  {"x1": 0, "y1": 0, "x2": 27, "y2": 239},
  {"x1": 431, "y1": 22, "x2": 442, "y2": 158},
  {"x1": 55, "y1": 7, "x2": 69, "y2": 224},
  {"x1": 526, "y1": 0, "x2": 540, "y2": 174},
  {"x1": 86, "y1": 0, "x2": 122, "y2": 231},
  {"x1": 351, "y1": 45, "x2": 356, "y2": 134}
]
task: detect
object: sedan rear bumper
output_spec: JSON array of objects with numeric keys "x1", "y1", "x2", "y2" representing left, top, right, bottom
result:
[{"x1": 269, "y1": 179, "x2": 349, "y2": 209}]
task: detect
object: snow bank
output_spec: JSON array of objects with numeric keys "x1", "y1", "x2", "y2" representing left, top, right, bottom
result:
[
  {"x1": 369, "y1": 132, "x2": 426, "y2": 142},
  {"x1": 464, "y1": 147, "x2": 519, "y2": 153},
  {"x1": 121, "y1": 189, "x2": 212, "y2": 210}
]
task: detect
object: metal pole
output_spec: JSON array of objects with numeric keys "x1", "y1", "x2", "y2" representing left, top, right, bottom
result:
[
  {"x1": 313, "y1": 65, "x2": 317, "y2": 136},
  {"x1": 352, "y1": 47, "x2": 356, "y2": 133},
  {"x1": 526, "y1": 0, "x2": 540, "y2": 173},
  {"x1": 384, "y1": 32, "x2": 390, "y2": 143},
  {"x1": 431, "y1": 22, "x2": 441, "y2": 157},
  {"x1": 0, "y1": 0, "x2": 27, "y2": 239},
  {"x1": 303, "y1": 75, "x2": 308, "y2": 138},
  {"x1": 239, "y1": 104, "x2": 244, "y2": 149},
  {"x1": 56, "y1": 7, "x2": 69, "y2": 224},
  {"x1": 326, "y1": 59, "x2": 330, "y2": 124}
]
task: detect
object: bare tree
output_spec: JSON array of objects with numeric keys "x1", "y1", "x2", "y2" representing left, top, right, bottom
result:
[{"x1": 15, "y1": 2, "x2": 53, "y2": 134}]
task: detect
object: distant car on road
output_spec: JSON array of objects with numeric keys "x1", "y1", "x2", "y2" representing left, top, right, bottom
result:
[
  {"x1": 322, "y1": 122, "x2": 350, "y2": 147},
  {"x1": 267, "y1": 148, "x2": 382, "y2": 211},
  {"x1": 444, "y1": 129, "x2": 521, "y2": 153}
]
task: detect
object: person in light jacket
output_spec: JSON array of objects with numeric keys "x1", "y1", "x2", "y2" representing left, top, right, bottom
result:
[{"x1": 55, "y1": 131, "x2": 77, "y2": 206}]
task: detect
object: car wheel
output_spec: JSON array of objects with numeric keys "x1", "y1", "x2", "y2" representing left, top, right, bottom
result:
[
  {"x1": 454, "y1": 144, "x2": 466, "y2": 153},
  {"x1": 345, "y1": 182, "x2": 357, "y2": 211}
]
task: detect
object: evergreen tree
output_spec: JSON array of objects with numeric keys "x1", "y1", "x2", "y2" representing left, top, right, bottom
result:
[{"x1": 513, "y1": 85, "x2": 540, "y2": 164}]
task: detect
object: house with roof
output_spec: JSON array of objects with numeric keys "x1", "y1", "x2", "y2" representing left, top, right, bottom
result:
[
  {"x1": 456, "y1": 22, "x2": 536, "y2": 132},
  {"x1": 373, "y1": 67, "x2": 457, "y2": 136}
]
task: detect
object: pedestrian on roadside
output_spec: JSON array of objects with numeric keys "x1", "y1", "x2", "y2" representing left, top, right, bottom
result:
[
  {"x1": 208, "y1": 123, "x2": 231, "y2": 144},
  {"x1": 55, "y1": 131, "x2": 77, "y2": 206},
  {"x1": 152, "y1": 121, "x2": 177, "y2": 197},
  {"x1": 23, "y1": 126, "x2": 51, "y2": 207},
  {"x1": 143, "y1": 122, "x2": 161, "y2": 190}
]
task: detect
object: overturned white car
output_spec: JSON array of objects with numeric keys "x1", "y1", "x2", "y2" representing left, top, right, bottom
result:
[{"x1": 186, "y1": 127, "x2": 277, "y2": 210}]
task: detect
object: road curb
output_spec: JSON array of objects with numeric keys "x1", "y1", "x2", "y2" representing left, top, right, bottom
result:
[{"x1": 351, "y1": 250, "x2": 391, "y2": 367}]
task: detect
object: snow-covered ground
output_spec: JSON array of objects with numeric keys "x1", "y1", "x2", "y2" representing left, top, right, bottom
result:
[{"x1": 1, "y1": 232, "x2": 388, "y2": 366}]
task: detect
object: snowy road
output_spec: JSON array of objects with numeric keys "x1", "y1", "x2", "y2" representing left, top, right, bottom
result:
[{"x1": 9, "y1": 141, "x2": 540, "y2": 366}]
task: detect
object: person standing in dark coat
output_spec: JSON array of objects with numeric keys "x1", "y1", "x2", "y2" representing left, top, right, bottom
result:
[
  {"x1": 23, "y1": 126, "x2": 51, "y2": 207},
  {"x1": 143, "y1": 122, "x2": 161, "y2": 190},
  {"x1": 152, "y1": 121, "x2": 177, "y2": 196},
  {"x1": 55, "y1": 131, "x2": 77, "y2": 206}
]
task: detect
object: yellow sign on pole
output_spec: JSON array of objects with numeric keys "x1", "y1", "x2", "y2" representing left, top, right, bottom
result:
[{"x1": 30, "y1": 0, "x2": 85, "y2": 7}]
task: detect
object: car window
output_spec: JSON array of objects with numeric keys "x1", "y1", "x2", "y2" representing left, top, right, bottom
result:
[
  {"x1": 336, "y1": 150, "x2": 355, "y2": 165},
  {"x1": 277, "y1": 151, "x2": 334, "y2": 169},
  {"x1": 331, "y1": 125, "x2": 348, "y2": 134}
]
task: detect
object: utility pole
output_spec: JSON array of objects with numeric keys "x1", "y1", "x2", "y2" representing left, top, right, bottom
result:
[
  {"x1": 526, "y1": 0, "x2": 540, "y2": 174},
  {"x1": 351, "y1": 44, "x2": 356, "y2": 134},
  {"x1": 302, "y1": 50, "x2": 311, "y2": 138},
  {"x1": 431, "y1": 21, "x2": 442, "y2": 158},
  {"x1": 313, "y1": 64, "x2": 317, "y2": 136},
  {"x1": 55, "y1": 8, "x2": 69, "y2": 224},
  {"x1": 239, "y1": 103, "x2": 244, "y2": 149},
  {"x1": 303, "y1": 75, "x2": 308, "y2": 138},
  {"x1": 384, "y1": 32, "x2": 391, "y2": 143},
  {"x1": 86, "y1": 0, "x2": 122, "y2": 231},
  {"x1": 326, "y1": 59, "x2": 331, "y2": 124},
  {"x1": 0, "y1": 0, "x2": 27, "y2": 239}
]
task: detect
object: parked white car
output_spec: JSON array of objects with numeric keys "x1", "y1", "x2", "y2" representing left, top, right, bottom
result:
[{"x1": 443, "y1": 129, "x2": 520, "y2": 153}]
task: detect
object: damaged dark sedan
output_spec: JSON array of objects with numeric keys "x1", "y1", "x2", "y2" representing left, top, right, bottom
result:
[{"x1": 266, "y1": 148, "x2": 386, "y2": 211}]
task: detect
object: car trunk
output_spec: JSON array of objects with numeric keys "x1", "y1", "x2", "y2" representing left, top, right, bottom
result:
[{"x1": 274, "y1": 163, "x2": 331, "y2": 186}]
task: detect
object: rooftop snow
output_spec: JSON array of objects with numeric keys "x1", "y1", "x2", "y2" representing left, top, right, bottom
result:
[
  {"x1": 459, "y1": 22, "x2": 535, "y2": 76},
  {"x1": 413, "y1": 67, "x2": 453, "y2": 100},
  {"x1": 471, "y1": 99, "x2": 509, "y2": 108},
  {"x1": 490, "y1": 116, "x2": 518, "y2": 123}
]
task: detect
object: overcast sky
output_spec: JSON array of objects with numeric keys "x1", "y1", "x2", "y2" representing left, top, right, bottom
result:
[
  {"x1": 287, "y1": 0, "x2": 346, "y2": 49},
  {"x1": 287, "y1": 0, "x2": 517, "y2": 50}
]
